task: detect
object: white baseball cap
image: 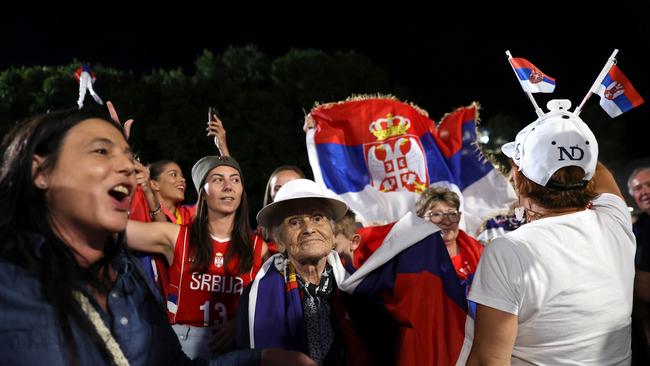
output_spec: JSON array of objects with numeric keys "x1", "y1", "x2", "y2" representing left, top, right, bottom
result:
[
  {"x1": 256, "y1": 179, "x2": 349, "y2": 227},
  {"x1": 501, "y1": 99, "x2": 598, "y2": 188}
]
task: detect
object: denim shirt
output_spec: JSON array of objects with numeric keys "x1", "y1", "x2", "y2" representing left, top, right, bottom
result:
[{"x1": 0, "y1": 234, "x2": 260, "y2": 366}]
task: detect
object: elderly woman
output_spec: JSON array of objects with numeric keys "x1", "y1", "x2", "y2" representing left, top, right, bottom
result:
[
  {"x1": 235, "y1": 179, "x2": 370, "y2": 365},
  {"x1": 415, "y1": 186, "x2": 483, "y2": 281}
]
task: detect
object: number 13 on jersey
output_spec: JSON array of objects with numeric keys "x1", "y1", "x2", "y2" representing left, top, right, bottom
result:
[{"x1": 199, "y1": 300, "x2": 228, "y2": 327}]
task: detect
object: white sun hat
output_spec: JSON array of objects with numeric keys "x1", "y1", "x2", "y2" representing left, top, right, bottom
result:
[
  {"x1": 501, "y1": 99, "x2": 599, "y2": 188},
  {"x1": 256, "y1": 179, "x2": 348, "y2": 227}
]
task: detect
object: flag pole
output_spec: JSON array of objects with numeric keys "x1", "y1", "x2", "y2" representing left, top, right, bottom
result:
[
  {"x1": 505, "y1": 50, "x2": 544, "y2": 117},
  {"x1": 574, "y1": 49, "x2": 619, "y2": 116}
]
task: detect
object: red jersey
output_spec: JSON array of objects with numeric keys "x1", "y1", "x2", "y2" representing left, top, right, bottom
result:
[
  {"x1": 166, "y1": 226, "x2": 264, "y2": 327},
  {"x1": 128, "y1": 186, "x2": 196, "y2": 300}
]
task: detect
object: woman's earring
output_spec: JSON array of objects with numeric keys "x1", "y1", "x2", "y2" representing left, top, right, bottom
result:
[{"x1": 514, "y1": 206, "x2": 525, "y2": 222}]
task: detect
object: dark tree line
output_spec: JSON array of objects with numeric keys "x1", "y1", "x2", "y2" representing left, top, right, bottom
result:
[
  {"x1": 1, "y1": 45, "x2": 637, "y2": 216},
  {"x1": 0, "y1": 46, "x2": 393, "y2": 215}
]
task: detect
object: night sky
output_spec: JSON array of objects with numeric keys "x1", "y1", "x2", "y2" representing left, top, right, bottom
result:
[{"x1": 3, "y1": 1, "x2": 649, "y2": 171}]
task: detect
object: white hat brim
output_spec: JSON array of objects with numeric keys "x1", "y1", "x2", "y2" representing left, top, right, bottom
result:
[
  {"x1": 501, "y1": 141, "x2": 517, "y2": 158},
  {"x1": 256, "y1": 195, "x2": 348, "y2": 228}
]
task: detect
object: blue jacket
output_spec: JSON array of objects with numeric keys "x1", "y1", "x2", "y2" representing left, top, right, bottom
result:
[{"x1": 0, "y1": 234, "x2": 260, "y2": 366}]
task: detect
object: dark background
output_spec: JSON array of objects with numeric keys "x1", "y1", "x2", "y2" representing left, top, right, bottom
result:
[{"x1": 3, "y1": 1, "x2": 649, "y2": 206}]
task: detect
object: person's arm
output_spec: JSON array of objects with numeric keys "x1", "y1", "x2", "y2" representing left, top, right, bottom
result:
[
  {"x1": 133, "y1": 161, "x2": 167, "y2": 222},
  {"x1": 261, "y1": 241, "x2": 270, "y2": 261},
  {"x1": 126, "y1": 220, "x2": 180, "y2": 264},
  {"x1": 205, "y1": 349, "x2": 316, "y2": 366},
  {"x1": 466, "y1": 304, "x2": 518, "y2": 366},
  {"x1": 592, "y1": 161, "x2": 624, "y2": 200},
  {"x1": 636, "y1": 269, "x2": 650, "y2": 304}
]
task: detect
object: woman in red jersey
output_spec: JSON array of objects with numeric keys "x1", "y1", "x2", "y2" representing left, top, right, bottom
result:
[
  {"x1": 148, "y1": 160, "x2": 194, "y2": 224},
  {"x1": 127, "y1": 155, "x2": 268, "y2": 359}
]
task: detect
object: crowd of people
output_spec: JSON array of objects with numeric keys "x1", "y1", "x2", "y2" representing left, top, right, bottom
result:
[{"x1": 0, "y1": 98, "x2": 647, "y2": 365}]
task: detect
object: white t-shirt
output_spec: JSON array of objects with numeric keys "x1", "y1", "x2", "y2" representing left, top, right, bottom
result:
[{"x1": 468, "y1": 193, "x2": 635, "y2": 365}]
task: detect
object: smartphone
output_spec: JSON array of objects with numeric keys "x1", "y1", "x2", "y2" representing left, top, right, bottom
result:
[
  {"x1": 208, "y1": 106, "x2": 217, "y2": 122},
  {"x1": 208, "y1": 106, "x2": 221, "y2": 153}
]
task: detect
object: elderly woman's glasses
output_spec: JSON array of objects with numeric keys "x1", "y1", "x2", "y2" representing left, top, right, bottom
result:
[{"x1": 423, "y1": 210, "x2": 461, "y2": 223}]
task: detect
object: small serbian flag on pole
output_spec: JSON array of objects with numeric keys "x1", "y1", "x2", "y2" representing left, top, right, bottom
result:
[
  {"x1": 594, "y1": 64, "x2": 645, "y2": 118},
  {"x1": 510, "y1": 57, "x2": 556, "y2": 93}
]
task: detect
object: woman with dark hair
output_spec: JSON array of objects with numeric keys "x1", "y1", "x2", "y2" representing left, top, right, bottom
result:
[
  {"x1": 259, "y1": 165, "x2": 306, "y2": 248},
  {"x1": 263, "y1": 165, "x2": 306, "y2": 207},
  {"x1": 0, "y1": 109, "x2": 195, "y2": 365},
  {"x1": 148, "y1": 160, "x2": 194, "y2": 224},
  {"x1": 0, "y1": 108, "x2": 313, "y2": 366},
  {"x1": 0, "y1": 108, "x2": 183, "y2": 366},
  {"x1": 128, "y1": 159, "x2": 194, "y2": 298},
  {"x1": 127, "y1": 155, "x2": 269, "y2": 359}
]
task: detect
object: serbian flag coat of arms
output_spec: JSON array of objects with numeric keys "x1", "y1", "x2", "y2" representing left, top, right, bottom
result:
[
  {"x1": 595, "y1": 64, "x2": 645, "y2": 118},
  {"x1": 306, "y1": 96, "x2": 516, "y2": 236},
  {"x1": 509, "y1": 57, "x2": 556, "y2": 93}
]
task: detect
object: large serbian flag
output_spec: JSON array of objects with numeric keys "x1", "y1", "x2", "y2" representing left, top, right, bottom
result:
[
  {"x1": 594, "y1": 64, "x2": 645, "y2": 118},
  {"x1": 306, "y1": 97, "x2": 516, "y2": 236}
]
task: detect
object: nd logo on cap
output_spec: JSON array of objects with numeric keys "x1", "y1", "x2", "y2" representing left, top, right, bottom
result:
[
  {"x1": 557, "y1": 145, "x2": 585, "y2": 162},
  {"x1": 501, "y1": 99, "x2": 598, "y2": 187}
]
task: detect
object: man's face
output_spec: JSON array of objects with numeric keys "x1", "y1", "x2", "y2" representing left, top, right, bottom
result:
[
  {"x1": 630, "y1": 170, "x2": 650, "y2": 214},
  {"x1": 276, "y1": 199, "x2": 334, "y2": 265}
]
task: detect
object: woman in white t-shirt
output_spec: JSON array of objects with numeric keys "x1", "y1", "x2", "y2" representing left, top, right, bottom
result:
[{"x1": 466, "y1": 100, "x2": 635, "y2": 365}]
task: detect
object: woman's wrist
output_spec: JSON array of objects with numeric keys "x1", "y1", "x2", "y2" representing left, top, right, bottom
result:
[{"x1": 149, "y1": 203, "x2": 162, "y2": 220}]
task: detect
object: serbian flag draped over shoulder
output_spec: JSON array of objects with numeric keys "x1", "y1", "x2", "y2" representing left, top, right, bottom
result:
[
  {"x1": 339, "y1": 213, "x2": 473, "y2": 365},
  {"x1": 242, "y1": 213, "x2": 474, "y2": 365},
  {"x1": 306, "y1": 96, "x2": 516, "y2": 236}
]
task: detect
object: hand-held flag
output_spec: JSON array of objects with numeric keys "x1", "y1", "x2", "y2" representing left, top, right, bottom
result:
[{"x1": 306, "y1": 96, "x2": 516, "y2": 237}]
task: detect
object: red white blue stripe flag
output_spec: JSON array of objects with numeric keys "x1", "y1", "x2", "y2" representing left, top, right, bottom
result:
[
  {"x1": 594, "y1": 64, "x2": 645, "y2": 117},
  {"x1": 306, "y1": 97, "x2": 516, "y2": 236},
  {"x1": 509, "y1": 57, "x2": 556, "y2": 93}
]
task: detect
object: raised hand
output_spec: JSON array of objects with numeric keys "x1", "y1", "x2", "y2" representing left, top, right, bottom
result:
[
  {"x1": 133, "y1": 161, "x2": 152, "y2": 193},
  {"x1": 303, "y1": 113, "x2": 316, "y2": 132},
  {"x1": 209, "y1": 319, "x2": 235, "y2": 355},
  {"x1": 107, "y1": 101, "x2": 134, "y2": 139}
]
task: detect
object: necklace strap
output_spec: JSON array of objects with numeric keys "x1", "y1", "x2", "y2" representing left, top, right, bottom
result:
[{"x1": 73, "y1": 291, "x2": 130, "y2": 366}]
